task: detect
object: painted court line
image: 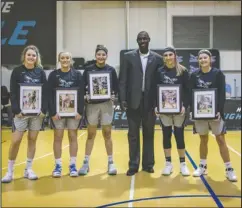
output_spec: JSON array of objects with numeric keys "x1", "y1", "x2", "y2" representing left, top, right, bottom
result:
[
  {"x1": 96, "y1": 194, "x2": 241, "y2": 207},
  {"x1": 128, "y1": 175, "x2": 135, "y2": 207},
  {"x1": 210, "y1": 133, "x2": 241, "y2": 157},
  {"x1": 185, "y1": 150, "x2": 224, "y2": 208},
  {"x1": 2, "y1": 132, "x2": 86, "y2": 170}
]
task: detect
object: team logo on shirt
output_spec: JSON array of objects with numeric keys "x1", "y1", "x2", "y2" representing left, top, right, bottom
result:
[
  {"x1": 197, "y1": 78, "x2": 212, "y2": 88},
  {"x1": 59, "y1": 78, "x2": 74, "y2": 87},
  {"x1": 163, "y1": 75, "x2": 178, "y2": 84},
  {"x1": 24, "y1": 75, "x2": 40, "y2": 83}
]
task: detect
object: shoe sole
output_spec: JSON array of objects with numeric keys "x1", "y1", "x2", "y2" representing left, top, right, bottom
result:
[
  {"x1": 162, "y1": 170, "x2": 173, "y2": 176},
  {"x1": 193, "y1": 171, "x2": 208, "y2": 177},
  {"x1": 24, "y1": 176, "x2": 38, "y2": 180},
  {"x1": 226, "y1": 176, "x2": 237, "y2": 182}
]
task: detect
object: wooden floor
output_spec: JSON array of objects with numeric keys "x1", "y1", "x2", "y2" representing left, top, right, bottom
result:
[{"x1": 1, "y1": 126, "x2": 241, "y2": 207}]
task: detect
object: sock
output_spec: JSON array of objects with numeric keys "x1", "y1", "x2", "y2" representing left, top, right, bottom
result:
[
  {"x1": 84, "y1": 155, "x2": 90, "y2": 164},
  {"x1": 26, "y1": 158, "x2": 33, "y2": 170},
  {"x1": 200, "y1": 159, "x2": 207, "y2": 166},
  {"x1": 179, "y1": 157, "x2": 185, "y2": 163},
  {"x1": 70, "y1": 157, "x2": 76, "y2": 165},
  {"x1": 8, "y1": 160, "x2": 15, "y2": 173},
  {"x1": 165, "y1": 156, "x2": 171, "y2": 163},
  {"x1": 108, "y1": 155, "x2": 113, "y2": 164},
  {"x1": 55, "y1": 158, "x2": 62, "y2": 166},
  {"x1": 225, "y1": 162, "x2": 232, "y2": 169}
]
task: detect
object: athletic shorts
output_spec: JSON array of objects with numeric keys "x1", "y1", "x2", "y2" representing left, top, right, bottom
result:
[
  {"x1": 13, "y1": 116, "x2": 44, "y2": 132},
  {"x1": 51, "y1": 118, "x2": 82, "y2": 130},
  {"x1": 159, "y1": 113, "x2": 185, "y2": 127}
]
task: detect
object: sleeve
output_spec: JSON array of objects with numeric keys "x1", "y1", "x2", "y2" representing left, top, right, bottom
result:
[
  {"x1": 157, "y1": 54, "x2": 164, "y2": 69},
  {"x1": 10, "y1": 68, "x2": 21, "y2": 115},
  {"x1": 112, "y1": 68, "x2": 119, "y2": 96},
  {"x1": 118, "y1": 54, "x2": 128, "y2": 102},
  {"x1": 182, "y1": 69, "x2": 190, "y2": 109},
  {"x1": 77, "y1": 72, "x2": 85, "y2": 115},
  {"x1": 188, "y1": 72, "x2": 196, "y2": 110},
  {"x1": 41, "y1": 70, "x2": 48, "y2": 114},
  {"x1": 217, "y1": 70, "x2": 226, "y2": 114},
  {"x1": 83, "y1": 69, "x2": 88, "y2": 95},
  {"x1": 47, "y1": 71, "x2": 56, "y2": 117}
]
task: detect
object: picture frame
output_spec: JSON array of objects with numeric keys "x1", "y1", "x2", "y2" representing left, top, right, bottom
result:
[
  {"x1": 192, "y1": 88, "x2": 217, "y2": 120},
  {"x1": 56, "y1": 88, "x2": 78, "y2": 117},
  {"x1": 19, "y1": 83, "x2": 42, "y2": 116},
  {"x1": 88, "y1": 71, "x2": 112, "y2": 101},
  {"x1": 157, "y1": 84, "x2": 181, "y2": 114}
]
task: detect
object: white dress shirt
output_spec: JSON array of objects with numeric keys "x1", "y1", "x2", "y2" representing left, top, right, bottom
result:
[{"x1": 139, "y1": 50, "x2": 150, "y2": 92}]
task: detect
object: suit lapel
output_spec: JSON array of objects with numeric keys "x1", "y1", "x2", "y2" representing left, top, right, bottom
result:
[
  {"x1": 134, "y1": 50, "x2": 143, "y2": 74},
  {"x1": 145, "y1": 53, "x2": 153, "y2": 72}
]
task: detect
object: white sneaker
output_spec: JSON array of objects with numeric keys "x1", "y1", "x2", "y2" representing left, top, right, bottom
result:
[
  {"x1": 180, "y1": 163, "x2": 190, "y2": 176},
  {"x1": 226, "y1": 168, "x2": 237, "y2": 182},
  {"x1": 108, "y1": 163, "x2": 117, "y2": 175},
  {"x1": 78, "y1": 162, "x2": 89, "y2": 175},
  {"x1": 1, "y1": 172, "x2": 13, "y2": 183},
  {"x1": 162, "y1": 162, "x2": 173, "y2": 176},
  {"x1": 24, "y1": 169, "x2": 38, "y2": 180},
  {"x1": 193, "y1": 164, "x2": 207, "y2": 177}
]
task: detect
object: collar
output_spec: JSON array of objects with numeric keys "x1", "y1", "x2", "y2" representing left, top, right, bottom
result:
[{"x1": 139, "y1": 50, "x2": 150, "y2": 57}]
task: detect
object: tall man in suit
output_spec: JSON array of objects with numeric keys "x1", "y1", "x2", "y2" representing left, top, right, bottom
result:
[{"x1": 119, "y1": 31, "x2": 164, "y2": 176}]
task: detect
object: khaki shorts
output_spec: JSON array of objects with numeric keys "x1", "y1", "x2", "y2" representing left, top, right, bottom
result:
[
  {"x1": 86, "y1": 100, "x2": 113, "y2": 126},
  {"x1": 13, "y1": 116, "x2": 44, "y2": 132},
  {"x1": 159, "y1": 113, "x2": 185, "y2": 127},
  {"x1": 51, "y1": 118, "x2": 82, "y2": 130},
  {"x1": 193, "y1": 119, "x2": 226, "y2": 136}
]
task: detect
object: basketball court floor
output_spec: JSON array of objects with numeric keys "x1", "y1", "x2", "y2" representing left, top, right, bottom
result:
[{"x1": 1, "y1": 126, "x2": 241, "y2": 207}]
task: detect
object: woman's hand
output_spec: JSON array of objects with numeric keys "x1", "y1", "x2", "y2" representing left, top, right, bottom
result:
[
  {"x1": 15, "y1": 112, "x2": 23, "y2": 118},
  {"x1": 180, "y1": 106, "x2": 185, "y2": 116},
  {"x1": 52, "y1": 114, "x2": 61, "y2": 121},
  {"x1": 75, "y1": 113, "x2": 82, "y2": 120}
]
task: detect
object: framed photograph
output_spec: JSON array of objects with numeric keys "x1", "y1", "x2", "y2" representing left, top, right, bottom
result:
[
  {"x1": 88, "y1": 71, "x2": 112, "y2": 101},
  {"x1": 20, "y1": 84, "x2": 42, "y2": 115},
  {"x1": 192, "y1": 88, "x2": 217, "y2": 120},
  {"x1": 56, "y1": 88, "x2": 78, "y2": 117},
  {"x1": 157, "y1": 84, "x2": 181, "y2": 114}
]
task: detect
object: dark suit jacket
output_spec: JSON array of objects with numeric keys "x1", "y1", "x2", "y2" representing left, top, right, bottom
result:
[{"x1": 119, "y1": 49, "x2": 164, "y2": 110}]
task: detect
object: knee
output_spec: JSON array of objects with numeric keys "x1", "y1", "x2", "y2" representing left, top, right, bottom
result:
[
  {"x1": 216, "y1": 135, "x2": 226, "y2": 146},
  {"x1": 102, "y1": 127, "x2": 111, "y2": 140},
  {"x1": 87, "y1": 126, "x2": 97, "y2": 140},
  {"x1": 174, "y1": 126, "x2": 185, "y2": 149}
]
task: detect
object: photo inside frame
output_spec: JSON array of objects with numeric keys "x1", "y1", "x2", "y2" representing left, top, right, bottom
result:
[
  {"x1": 161, "y1": 89, "x2": 177, "y2": 109},
  {"x1": 196, "y1": 94, "x2": 213, "y2": 115},
  {"x1": 58, "y1": 93, "x2": 75, "y2": 113},
  {"x1": 91, "y1": 76, "x2": 108, "y2": 95},
  {"x1": 22, "y1": 89, "x2": 40, "y2": 110}
]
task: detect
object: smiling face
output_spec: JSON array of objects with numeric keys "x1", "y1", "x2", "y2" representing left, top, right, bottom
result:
[
  {"x1": 198, "y1": 53, "x2": 211, "y2": 68},
  {"x1": 24, "y1": 49, "x2": 37, "y2": 67},
  {"x1": 59, "y1": 52, "x2": 72, "y2": 68},
  {"x1": 137, "y1": 32, "x2": 150, "y2": 53},
  {"x1": 163, "y1": 51, "x2": 176, "y2": 68},
  {"x1": 95, "y1": 50, "x2": 107, "y2": 65}
]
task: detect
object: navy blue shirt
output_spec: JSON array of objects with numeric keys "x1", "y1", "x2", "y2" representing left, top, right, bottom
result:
[
  {"x1": 10, "y1": 65, "x2": 48, "y2": 115},
  {"x1": 189, "y1": 67, "x2": 226, "y2": 117},
  {"x1": 83, "y1": 63, "x2": 119, "y2": 104},
  {"x1": 156, "y1": 66, "x2": 190, "y2": 109},
  {"x1": 47, "y1": 68, "x2": 84, "y2": 117}
]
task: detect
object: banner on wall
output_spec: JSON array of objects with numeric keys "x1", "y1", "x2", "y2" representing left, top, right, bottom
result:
[
  {"x1": 112, "y1": 99, "x2": 241, "y2": 130},
  {"x1": 1, "y1": 0, "x2": 56, "y2": 65},
  {"x1": 120, "y1": 49, "x2": 220, "y2": 74}
]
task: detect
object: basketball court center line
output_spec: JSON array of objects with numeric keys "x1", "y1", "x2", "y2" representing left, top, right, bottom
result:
[
  {"x1": 2, "y1": 132, "x2": 86, "y2": 170},
  {"x1": 128, "y1": 175, "x2": 135, "y2": 207},
  {"x1": 210, "y1": 133, "x2": 241, "y2": 157},
  {"x1": 96, "y1": 194, "x2": 241, "y2": 207}
]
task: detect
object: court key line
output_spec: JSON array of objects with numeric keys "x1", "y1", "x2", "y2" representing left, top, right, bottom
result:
[
  {"x1": 2, "y1": 132, "x2": 86, "y2": 170},
  {"x1": 210, "y1": 133, "x2": 241, "y2": 157}
]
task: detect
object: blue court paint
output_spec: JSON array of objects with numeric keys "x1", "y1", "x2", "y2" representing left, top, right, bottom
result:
[
  {"x1": 185, "y1": 151, "x2": 224, "y2": 208},
  {"x1": 97, "y1": 194, "x2": 241, "y2": 207}
]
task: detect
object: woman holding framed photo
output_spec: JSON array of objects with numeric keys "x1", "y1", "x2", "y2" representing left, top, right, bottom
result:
[
  {"x1": 189, "y1": 49, "x2": 237, "y2": 182},
  {"x1": 79, "y1": 45, "x2": 119, "y2": 176},
  {"x1": 48, "y1": 52, "x2": 84, "y2": 177},
  {"x1": 156, "y1": 47, "x2": 190, "y2": 176},
  {"x1": 2, "y1": 45, "x2": 48, "y2": 183}
]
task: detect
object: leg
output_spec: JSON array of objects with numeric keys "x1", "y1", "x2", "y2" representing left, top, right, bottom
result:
[
  {"x1": 210, "y1": 119, "x2": 237, "y2": 182},
  {"x1": 141, "y1": 108, "x2": 156, "y2": 172},
  {"x1": 68, "y1": 128, "x2": 79, "y2": 177},
  {"x1": 193, "y1": 120, "x2": 209, "y2": 177},
  {"x1": 102, "y1": 125, "x2": 117, "y2": 175},
  {"x1": 159, "y1": 115, "x2": 173, "y2": 175},
  {"x1": 126, "y1": 107, "x2": 142, "y2": 175}
]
